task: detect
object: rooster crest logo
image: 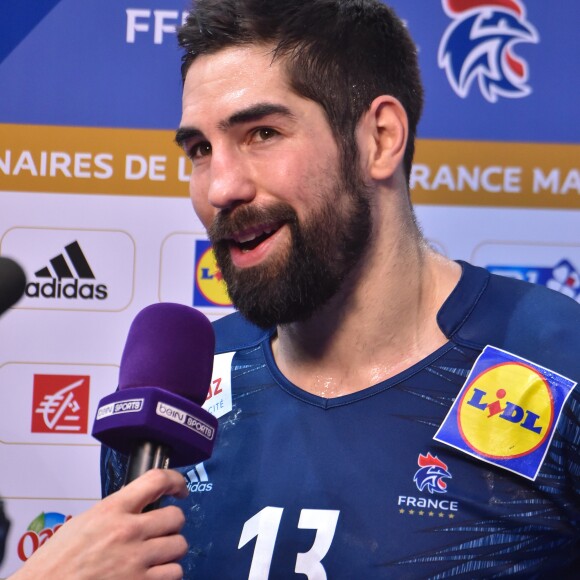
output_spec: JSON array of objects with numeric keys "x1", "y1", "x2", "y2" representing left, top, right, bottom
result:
[
  {"x1": 438, "y1": 0, "x2": 539, "y2": 102},
  {"x1": 413, "y1": 453, "x2": 452, "y2": 494}
]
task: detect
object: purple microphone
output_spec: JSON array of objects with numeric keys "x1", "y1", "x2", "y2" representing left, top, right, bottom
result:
[{"x1": 92, "y1": 303, "x2": 218, "y2": 485}]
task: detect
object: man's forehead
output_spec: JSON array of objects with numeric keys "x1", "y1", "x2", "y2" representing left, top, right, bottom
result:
[
  {"x1": 183, "y1": 43, "x2": 283, "y2": 88},
  {"x1": 181, "y1": 45, "x2": 301, "y2": 125}
]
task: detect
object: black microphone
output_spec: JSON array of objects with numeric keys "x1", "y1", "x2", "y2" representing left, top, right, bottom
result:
[
  {"x1": 92, "y1": 303, "x2": 218, "y2": 491},
  {"x1": 0, "y1": 257, "x2": 26, "y2": 316},
  {"x1": 0, "y1": 498, "x2": 9, "y2": 567},
  {"x1": 0, "y1": 257, "x2": 23, "y2": 565}
]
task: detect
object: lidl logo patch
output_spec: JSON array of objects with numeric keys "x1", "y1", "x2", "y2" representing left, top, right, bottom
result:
[
  {"x1": 193, "y1": 240, "x2": 232, "y2": 308},
  {"x1": 435, "y1": 346, "x2": 576, "y2": 480}
]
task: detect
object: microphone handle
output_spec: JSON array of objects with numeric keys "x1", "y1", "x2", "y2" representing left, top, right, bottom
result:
[{"x1": 124, "y1": 441, "x2": 170, "y2": 511}]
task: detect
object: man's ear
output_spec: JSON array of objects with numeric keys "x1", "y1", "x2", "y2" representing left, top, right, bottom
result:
[{"x1": 358, "y1": 95, "x2": 408, "y2": 181}]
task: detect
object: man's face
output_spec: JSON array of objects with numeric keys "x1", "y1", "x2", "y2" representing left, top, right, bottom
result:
[{"x1": 178, "y1": 45, "x2": 371, "y2": 327}]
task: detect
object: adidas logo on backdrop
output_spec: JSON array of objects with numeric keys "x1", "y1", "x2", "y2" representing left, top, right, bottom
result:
[{"x1": 25, "y1": 241, "x2": 108, "y2": 300}]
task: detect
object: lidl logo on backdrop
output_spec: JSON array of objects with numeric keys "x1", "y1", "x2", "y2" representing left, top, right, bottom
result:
[
  {"x1": 435, "y1": 346, "x2": 576, "y2": 480},
  {"x1": 438, "y1": 0, "x2": 539, "y2": 102},
  {"x1": 193, "y1": 240, "x2": 232, "y2": 308}
]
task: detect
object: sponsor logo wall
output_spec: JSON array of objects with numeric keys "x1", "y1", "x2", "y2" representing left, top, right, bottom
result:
[{"x1": 0, "y1": 0, "x2": 578, "y2": 576}]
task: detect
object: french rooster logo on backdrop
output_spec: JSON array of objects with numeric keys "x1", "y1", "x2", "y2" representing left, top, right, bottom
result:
[{"x1": 438, "y1": 0, "x2": 539, "y2": 102}]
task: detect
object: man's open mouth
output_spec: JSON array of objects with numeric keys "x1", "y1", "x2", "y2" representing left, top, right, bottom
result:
[{"x1": 230, "y1": 222, "x2": 284, "y2": 253}]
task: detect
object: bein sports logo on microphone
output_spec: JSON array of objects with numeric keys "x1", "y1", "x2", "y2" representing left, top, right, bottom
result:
[
  {"x1": 156, "y1": 402, "x2": 216, "y2": 441},
  {"x1": 96, "y1": 398, "x2": 144, "y2": 420}
]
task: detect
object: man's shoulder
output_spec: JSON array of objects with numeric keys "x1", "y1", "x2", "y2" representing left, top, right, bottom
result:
[
  {"x1": 212, "y1": 311, "x2": 271, "y2": 354},
  {"x1": 452, "y1": 262, "x2": 580, "y2": 380}
]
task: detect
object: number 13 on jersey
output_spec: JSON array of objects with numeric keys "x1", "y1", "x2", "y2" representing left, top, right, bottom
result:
[{"x1": 238, "y1": 507, "x2": 340, "y2": 579}]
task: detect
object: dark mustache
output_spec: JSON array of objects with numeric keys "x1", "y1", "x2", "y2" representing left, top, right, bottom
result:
[{"x1": 208, "y1": 204, "x2": 297, "y2": 241}]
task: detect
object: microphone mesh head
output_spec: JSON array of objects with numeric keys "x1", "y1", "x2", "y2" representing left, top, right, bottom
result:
[{"x1": 118, "y1": 303, "x2": 215, "y2": 405}]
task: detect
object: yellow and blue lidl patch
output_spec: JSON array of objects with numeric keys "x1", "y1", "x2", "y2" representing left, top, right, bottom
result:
[
  {"x1": 193, "y1": 240, "x2": 232, "y2": 308},
  {"x1": 434, "y1": 345, "x2": 576, "y2": 480}
]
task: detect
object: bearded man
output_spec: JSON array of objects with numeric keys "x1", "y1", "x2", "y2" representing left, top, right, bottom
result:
[{"x1": 102, "y1": 1, "x2": 580, "y2": 577}]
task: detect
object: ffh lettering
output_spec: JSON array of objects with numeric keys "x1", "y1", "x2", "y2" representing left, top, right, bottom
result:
[
  {"x1": 467, "y1": 387, "x2": 542, "y2": 434},
  {"x1": 126, "y1": 9, "x2": 188, "y2": 44}
]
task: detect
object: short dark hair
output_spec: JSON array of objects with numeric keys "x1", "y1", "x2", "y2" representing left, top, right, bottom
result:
[{"x1": 178, "y1": 0, "x2": 424, "y2": 185}]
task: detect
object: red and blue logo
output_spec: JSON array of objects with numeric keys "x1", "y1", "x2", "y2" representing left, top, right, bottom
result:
[
  {"x1": 435, "y1": 346, "x2": 576, "y2": 480},
  {"x1": 413, "y1": 453, "x2": 452, "y2": 494},
  {"x1": 438, "y1": 0, "x2": 539, "y2": 102},
  {"x1": 487, "y1": 259, "x2": 580, "y2": 302}
]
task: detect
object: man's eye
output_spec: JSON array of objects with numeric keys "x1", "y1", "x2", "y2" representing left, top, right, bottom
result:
[
  {"x1": 189, "y1": 142, "x2": 212, "y2": 159},
  {"x1": 254, "y1": 128, "x2": 278, "y2": 141}
]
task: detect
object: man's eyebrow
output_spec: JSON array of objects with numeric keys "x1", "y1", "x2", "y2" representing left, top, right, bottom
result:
[
  {"x1": 175, "y1": 103, "x2": 294, "y2": 149},
  {"x1": 175, "y1": 127, "x2": 204, "y2": 149},
  {"x1": 218, "y1": 103, "x2": 295, "y2": 130}
]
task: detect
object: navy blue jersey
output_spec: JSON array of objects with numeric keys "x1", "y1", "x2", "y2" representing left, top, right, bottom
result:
[{"x1": 101, "y1": 262, "x2": 580, "y2": 578}]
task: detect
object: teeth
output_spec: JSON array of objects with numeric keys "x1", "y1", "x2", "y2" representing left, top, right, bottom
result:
[
  {"x1": 238, "y1": 232, "x2": 258, "y2": 243},
  {"x1": 235, "y1": 226, "x2": 275, "y2": 244}
]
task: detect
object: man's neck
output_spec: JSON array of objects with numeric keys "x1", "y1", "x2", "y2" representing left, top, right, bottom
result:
[{"x1": 271, "y1": 212, "x2": 461, "y2": 398}]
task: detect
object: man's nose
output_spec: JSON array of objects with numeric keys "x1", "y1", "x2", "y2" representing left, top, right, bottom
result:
[{"x1": 206, "y1": 149, "x2": 256, "y2": 210}]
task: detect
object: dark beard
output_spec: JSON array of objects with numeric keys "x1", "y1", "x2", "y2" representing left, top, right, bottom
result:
[{"x1": 208, "y1": 174, "x2": 372, "y2": 328}]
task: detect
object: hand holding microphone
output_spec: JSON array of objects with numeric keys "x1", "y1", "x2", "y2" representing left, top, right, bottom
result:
[{"x1": 9, "y1": 469, "x2": 188, "y2": 580}]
